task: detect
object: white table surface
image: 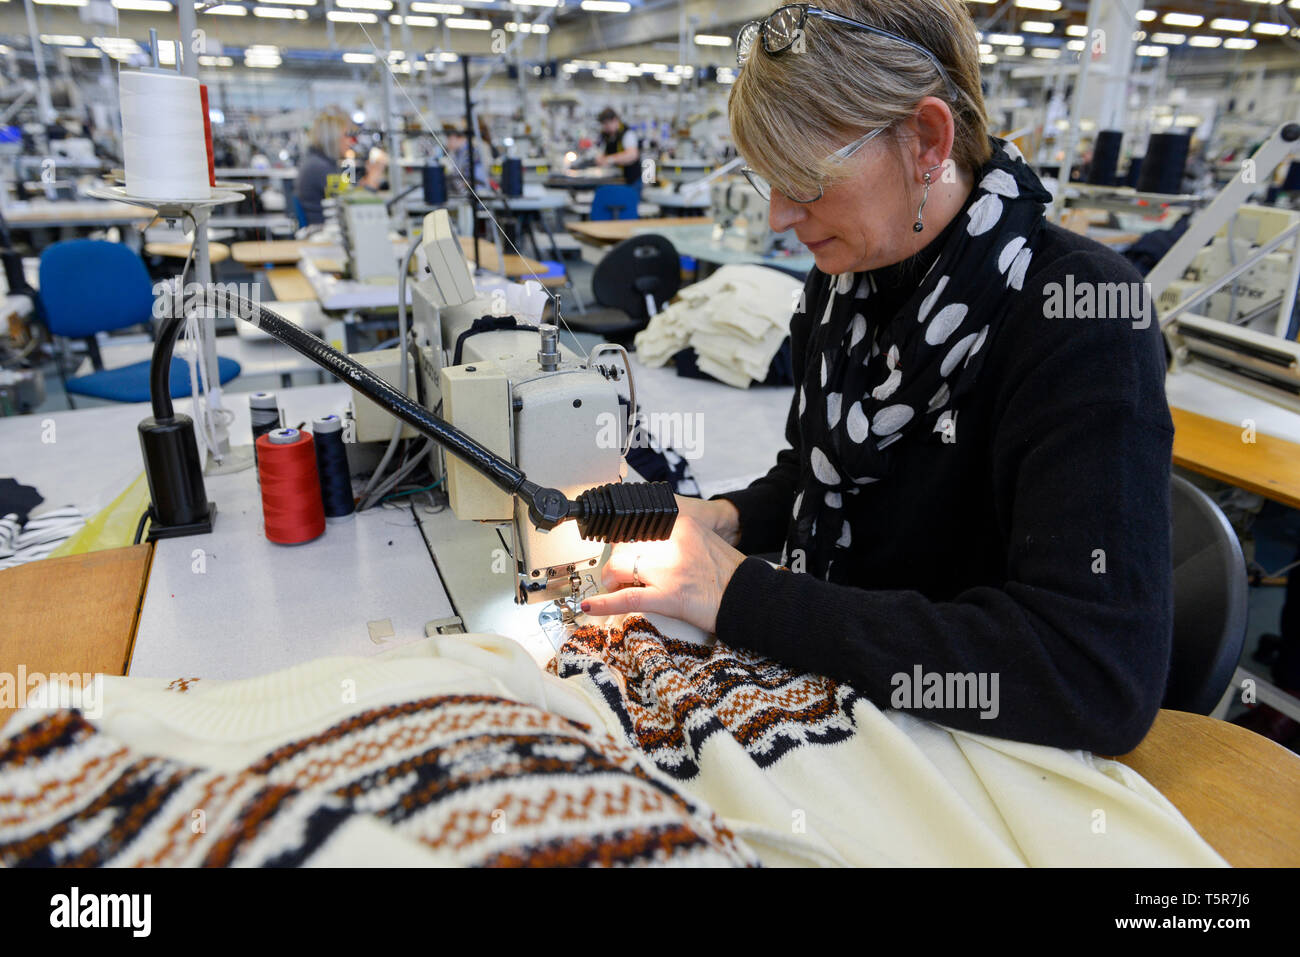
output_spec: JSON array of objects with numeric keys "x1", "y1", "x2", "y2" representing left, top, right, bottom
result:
[
  {"x1": 1165, "y1": 367, "x2": 1300, "y2": 444},
  {"x1": 625, "y1": 353, "x2": 793, "y2": 499}
]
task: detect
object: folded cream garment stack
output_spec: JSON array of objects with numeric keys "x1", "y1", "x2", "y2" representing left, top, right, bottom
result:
[{"x1": 633, "y1": 264, "x2": 803, "y2": 388}]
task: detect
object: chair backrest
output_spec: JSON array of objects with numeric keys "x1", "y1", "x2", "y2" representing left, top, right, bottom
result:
[
  {"x1": 592, "y1": 234, "x2": 681, "y2": 323},
  {"x1": 1165, "y1": 474, "x2": 1249, "y2": 714},
  {"x1": 590, "y1": 184, "x2": 641, "y2": 222},
  {"x1": 38, "y1": 239, "x2": 156, "y2": 339},
  {"x1": 292, "y1": 194, "x2": 309, "y2": 229}
]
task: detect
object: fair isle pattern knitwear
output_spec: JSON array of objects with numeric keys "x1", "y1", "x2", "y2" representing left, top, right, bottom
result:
[
  {"x1": 0, "y1": 636, "x2": 758, "y2": 868},
  {"x1": 0, "y1": 626, "x2": 1227, "y2": 867},
  {"x1": 551, "y1": 616, "x2": 1228, "y2": 868}
]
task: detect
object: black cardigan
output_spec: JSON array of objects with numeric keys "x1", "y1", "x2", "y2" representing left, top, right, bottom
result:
[{"x1": 714, "y1": 223, "x2": 1172, "y2": 755}]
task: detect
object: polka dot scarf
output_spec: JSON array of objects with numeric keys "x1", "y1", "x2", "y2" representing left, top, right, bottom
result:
[{"x1": 782, "y1": 138, "x2": 1053, "y2": 582}]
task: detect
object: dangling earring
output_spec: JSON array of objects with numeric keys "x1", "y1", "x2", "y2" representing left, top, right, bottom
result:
[
  {"x1": 913, "y1": 164, "x2": 941, "y2": 233},
  {"x1": 913, "y1": 173, "x2": 932, "y2": 233}
]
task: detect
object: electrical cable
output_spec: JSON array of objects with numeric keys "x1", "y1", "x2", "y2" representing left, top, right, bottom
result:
[
  {"x1": 133, "y1": 508, "x2": 152, "y2": 546},
  {"x1": 357, "y1": 231, "x2": 422, "y2": 506}
]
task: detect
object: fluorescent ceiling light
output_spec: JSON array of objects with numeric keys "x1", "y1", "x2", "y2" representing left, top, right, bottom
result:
[
  {"x1": 505, "y1": 21, "x2": 549, "y2": 31},
  {"x1": 202, "y1": 3, "x2": 248, "y2": 13},
  {"x1": 337, "y1": 0, "x2": 391, "y2": 9},
  {"x1": 1162, "y1": 12, "x2": 1202, "y2": 27},
  {"x1": 410, "y1": 1, "x2": 460, "y2": 9},
  {"x1": 41, "y1": 34, "x2": 87, "y2": 45},
  {"x1": 638, "y1": 62, "x2": 666, "y2": 71},
  {"x1": 1223, "y1": 36, "x2": 1257, "y2": 48},
  {"x1": 343, "y1": 51, "x2": 377, "y2": 62},
  {"x1": 979, "y1": 53, "x2": 998, "y2": 63},
  {"x1": 1150, "y1": 32, "x2": 1185, "y2": 43},
  {"x1": 1187, "y1": 35, "x2": 1222, "y2": 46},
  {"x1": 1135, "y1": 44, "x2": 1168, "y2": 55},
  {"x1": 1252, "y1": 22, "x2": 1288, "y2": 34},
  {"x1": 1136, "y1": 9, "x2": 1156, "y2": 20},
  {"x1": 259, "y1": 0, "x2": 315, "y2": 4},
  {"x1": 1030, "y1": 47, "x2": 1060, "y2": 57},
  {"x1": 327, "y1": 9, "x2": 377, "y2": 19},
  {"x1": 255, "y1": 5, "x2": 297, "y2": 15},
  {"x1": 390, "y1": 13, "x2": 438, "y2": 24},
  {"x1": 987, "y1": 33, "x2": 1024, "y2": 44},
  {"x1": 1001, "y1": 45, "x2": 1024, "y2": 55},
  {"x1": 33, "y1": 0, "x2": 88, "y2": 6},
  {"x1": 1065, "y1": 25, "x2": 1087, "y2": 36},
  {"x1": 978, "y1": 42, "x2": 992, "y2": 52},
  {"x1": 1014, "y1": 0, "x2": 1059, "y2": 8},
  {"x1": 445, "y1": 16, "x2": 489, "y2": 26},
  {"x1": 581, "y1": 0, "x2": 629, "y2": 9},
  {"x1": 65, "y1": 48, "x2": 105, "y2": 57},
  {"x1": 1066, "y1": 39, "x2": 1084, "y2": 50},
  {"x1": 1021, "y1": 21, "x2": 1053, "y2": 33},
  {"x1": 693, "y1": 34, "x2": 731, "y2": 45},
  {"x1": 1210, "y1": 18, "x2": 1247, "y2": 30},
  {"x1": 511, "y1": 0, "x2": 557, "y2": 5},
  {"x1": 114, "y1": 0, "x2": 173, "y2": 9}
]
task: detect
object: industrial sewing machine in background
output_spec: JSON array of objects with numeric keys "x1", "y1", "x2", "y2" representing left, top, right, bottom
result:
[
  {"x1": 710, "y1": 177, "x2": 794, "y2": 256},
  {"x1": 1154, "y1": 124, "x2": 1300, "y2": 412}
]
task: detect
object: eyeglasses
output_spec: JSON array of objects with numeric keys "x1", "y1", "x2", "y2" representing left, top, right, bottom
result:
[
  {"x1": 736, "y1": 4, "x2": 958, "y2": 100},
  {"x1": 741, "y1": 125, "x2": 886, "y2": 204}
]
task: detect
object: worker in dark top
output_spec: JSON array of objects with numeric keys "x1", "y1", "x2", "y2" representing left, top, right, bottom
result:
[
  {"x1": 582, "y1": 0, "x2": 1173, "y2": 758},
  {"x1": 595, "y1": 107, "x2": 641, "y2": 184},
  {"x1": 296, "y1": 108, "x2": 353, "y2": 226}
]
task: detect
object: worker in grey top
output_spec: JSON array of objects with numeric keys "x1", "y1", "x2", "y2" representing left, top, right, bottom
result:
[{"x1": 296, "y1": 108, "x2": 353, "y2": 226}]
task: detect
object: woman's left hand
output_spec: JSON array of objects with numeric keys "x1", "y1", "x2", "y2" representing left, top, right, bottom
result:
[{"x1": 580, "y1": 515, "x2": 746, "y2": 634}]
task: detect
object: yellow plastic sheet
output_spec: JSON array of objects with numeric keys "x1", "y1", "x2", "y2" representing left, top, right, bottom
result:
[{"x1": 47, "y1": 472, "x2": 151, "y2": 558}]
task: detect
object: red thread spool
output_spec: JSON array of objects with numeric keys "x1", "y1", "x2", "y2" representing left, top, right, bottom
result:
[{"x1": 256, "y1": 428, "x2": 326, "y2": 545}]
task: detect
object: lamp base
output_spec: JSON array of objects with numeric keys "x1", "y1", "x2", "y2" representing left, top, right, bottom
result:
[{"x1": 147, "y1": 503, "x2": 217, "y2": 542}]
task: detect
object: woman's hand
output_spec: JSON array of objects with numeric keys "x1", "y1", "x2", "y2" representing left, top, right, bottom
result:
[
  {"x1": 674, "y1": 495, "x2": 742, "y2": 547},
  {"x1": 580, "y1": 514, "x2": 746, "y2": 634}
]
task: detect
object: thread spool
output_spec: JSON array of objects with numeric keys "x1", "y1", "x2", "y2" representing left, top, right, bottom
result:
[
  {"x1": 1087, "y1": 130, "x2": 1123, "y2": 186},
  {"x1": 502, "y1": 157, "x2": 524, "y2": 197},
  {"x1": 423, "y1": 163, "x2": 447, "y2": 205},
  {"x1": 1136, "y1": 132, "x2": 1191, "y2": 196},
  {"x1": 249, "y1": 391, "x2": 281, "y2": 470},
  {"x1": 256, "y1": 428, "x2": 325, "y2": 545},
  {"x1": 119, "y1": 70, "x2": 212, "y2": 201},
  {"x1": 312, "y1": 414, "x2": 355, "y2": 522}
]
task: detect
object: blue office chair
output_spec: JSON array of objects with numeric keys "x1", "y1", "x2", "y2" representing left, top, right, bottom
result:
[
  {"x1": 590, "y1": 184, "x2": 641, "y2": 222},
  {"x1": 292, "y1": 194, "x2": 309, "y2": 229},
  {"x1": 1165, "y1": 474, "x2": 1250, "y2": 714},
  {"x1": 39, "y1": 239, "x2": 240, "y2": 407}
]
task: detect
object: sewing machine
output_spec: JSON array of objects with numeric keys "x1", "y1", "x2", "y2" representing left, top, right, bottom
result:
[
  {"x1": 385, "y1": 209, "x2": 639, "y2": 614},
  {"x1": 338, "y1": 192, "x2": 397, "y2": 282},
  {"x1": 1154, "y1": 126, "x2": 1300, "y2": 412},
  {"x1": 710, "y1": 178, "x2": 793, "y2": 256}
]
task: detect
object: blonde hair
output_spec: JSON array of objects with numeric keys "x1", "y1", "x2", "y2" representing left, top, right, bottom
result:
[
  {"x1": 729, "y1": 0, "x2": 991, "y2": 201},
  {"x1": 308, "y1": 108, "x2": 351, "y2": 161}
]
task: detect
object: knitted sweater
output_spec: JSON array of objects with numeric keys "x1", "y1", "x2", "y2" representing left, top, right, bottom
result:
[
  {"x1": 714, "y1": 224, "x2": 1173, "y2": 755},
  {"x1": 1, "y1": 620, "x2": 1223, "y2": 867}
]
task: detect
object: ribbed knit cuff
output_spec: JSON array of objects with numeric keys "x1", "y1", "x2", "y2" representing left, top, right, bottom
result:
[{"x1": 716, "y1": 557, "x2": 801, "y2": 658}]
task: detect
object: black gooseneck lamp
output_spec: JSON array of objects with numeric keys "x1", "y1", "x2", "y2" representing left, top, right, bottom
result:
[{"x1": 136, "y1": 289, "x2": 678, "y2": 545}]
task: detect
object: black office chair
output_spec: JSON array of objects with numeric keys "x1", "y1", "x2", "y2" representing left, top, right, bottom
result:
[
  {"x1": 568, "y1": 234, "x2": 682, "y2": 341},
  {"x1": 1164, "y1": 474, "x2": 1249, "y2": 714}
]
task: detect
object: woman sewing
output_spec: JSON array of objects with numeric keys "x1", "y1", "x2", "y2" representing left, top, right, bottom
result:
[{"x1": 583, "y1": 0, "x2": 1173, "y2": 756}]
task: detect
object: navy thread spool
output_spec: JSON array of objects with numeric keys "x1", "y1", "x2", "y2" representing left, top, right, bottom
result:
[
  {"x1": 502, "y1": 157, "x2": 524, "y2": 197},
  {"x1": 1136, "y1": 131, "x2": 1191, "y2": 196},
  {"x1": 423, "y1": 163, "x2": 447, "y2": 205},
  {"x1": 1088, "y1": 130, "x2": 1123, "y2": 187},
  {"x1": 312, "y1": 414, "x2": 355, "y2": 522},
  {"x1": 250, "y1": 391, "x2": 282, "y2": 471}
]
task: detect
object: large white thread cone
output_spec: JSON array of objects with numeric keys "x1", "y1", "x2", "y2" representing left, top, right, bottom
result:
[{"x1": 120, "y1": 70, "x2": 211, "y2": 201}]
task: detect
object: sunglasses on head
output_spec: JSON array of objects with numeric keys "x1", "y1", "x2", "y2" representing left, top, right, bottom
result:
[{"x1": 736, "y1": 3, "x2": 958, "y2": 100}]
